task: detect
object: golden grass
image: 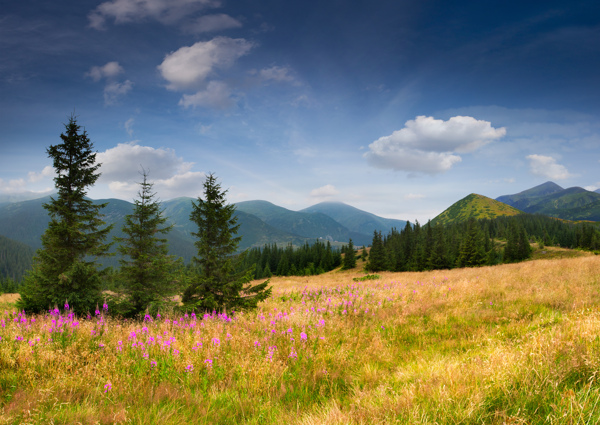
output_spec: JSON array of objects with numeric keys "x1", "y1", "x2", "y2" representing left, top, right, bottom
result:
[{"x1": 1, "y1": 255, "x2": 600, "y2": 424}]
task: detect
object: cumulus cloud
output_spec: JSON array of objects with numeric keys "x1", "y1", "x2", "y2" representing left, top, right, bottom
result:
[
  {"x1": 526, "y1": 154, "x2": 574, "y2": 180},
  {"x1": 186, "y1": 14, "x2": 242, "y2": 33},
  {"x1": 96, "y1": 142, "x2": 206, "y2": 199},
  {"x1": 364, "y1": 115, "x2": 505, "y2": 174},
  {"x1": 28, "y1": 165, "x2": 55, "y2": 183},
  {"x1": 88, "y1": 0, "x2": 219, "y2": 29},
  {"x1": 179, "y1": 81, "x2": 233, "y2": 109},
  {"x1": 309, "y1": 184, "x2": 339, "y2": 199},
  {"x1": 158, "y1": 37, "x2": 254, "y2": 91},
  {"x1": 86, "y1": 61, "x2": 124, "y2": 81}
]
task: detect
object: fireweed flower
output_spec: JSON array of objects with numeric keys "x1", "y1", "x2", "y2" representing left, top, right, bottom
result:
[
  {"x1": 204, "y1": 359, "x2": 213, "y2": 368},
  {"x1": 104, "y1": 382, "x2": 112, "y2": 393},
  {"x1": 185, "y1": 364, "x2": 194, "y2": 373}
]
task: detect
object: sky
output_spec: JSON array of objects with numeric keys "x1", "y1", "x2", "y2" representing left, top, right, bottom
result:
[{"x1": 1, "y1": 0, "x2": 600, "y2": 223}]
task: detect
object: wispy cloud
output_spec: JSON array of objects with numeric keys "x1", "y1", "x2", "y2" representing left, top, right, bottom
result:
[
  {"x1": 86, "y1": 61, "x2": 132, "y2": 105},
  {"x1": 309, "y1": 184, "x2": 339, "y2": 199},
  {"x1": 88, "y1": 0, "x2": 219, "y2": 30},
  {"x1": 185, "y1": 14, "x2": 242, "y2": 33}
]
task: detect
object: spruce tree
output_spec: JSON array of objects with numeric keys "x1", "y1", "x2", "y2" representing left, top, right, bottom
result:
[
  {"x1": 456, "y1": 219, "x2": 486, "y2": 268},
  {"x1": 342, "y1": 238, "x2": 356, "y2": 270},
  {"x1": 115, "y1": 170, "x2": 180, "y2": 316},
  {"x1": 366, "y1": 231, "x2": 387, "y2": 272},
  {"x1": 18, "y1": 116, "x2": 112, "y2": 313},
  {"x1": 182, "y1": 173, "x2": 271, "y2": 312}
]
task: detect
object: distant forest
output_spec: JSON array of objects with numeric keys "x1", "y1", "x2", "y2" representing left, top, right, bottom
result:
[
  {"x1": 364, "y1": 213, "x2": 600, "y2": 273},
  {"x1": 2, "y1": 212, "x2": 600, "y2": 293}
]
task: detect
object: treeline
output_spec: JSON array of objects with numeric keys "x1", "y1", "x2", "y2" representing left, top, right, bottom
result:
[
  {"x1": 0, "y1": 234, "x2": 34, "y2": 285},
  {"x1": 366, "y1": 214, "x2": 600, "y2": 272},
  {"x1": 236, "y1": 240, "x2": 342, "y2": 279}
]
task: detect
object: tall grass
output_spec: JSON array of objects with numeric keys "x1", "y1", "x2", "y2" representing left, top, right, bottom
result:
[{"x1": 1, "y1": 254, "x2": 600, "y2": 424}]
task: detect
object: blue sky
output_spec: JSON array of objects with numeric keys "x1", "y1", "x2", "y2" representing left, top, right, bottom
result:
[{"x1": 1, "y1": 0, "x2": 599, "y2": 222}]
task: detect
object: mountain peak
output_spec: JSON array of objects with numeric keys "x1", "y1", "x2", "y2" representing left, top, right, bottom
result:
[{"x1": 432, "y1": 193, "x2": 522, "y2": 225}]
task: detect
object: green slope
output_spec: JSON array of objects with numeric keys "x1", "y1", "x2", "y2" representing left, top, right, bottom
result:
[
  {"x1": 496, "y1": 181, "x2": 564, "y2": 210},
  {"x1": 432, "y1": 193, "x2": 523, "y2": 226},
  {"x1": 0, "y1": 234, "x2": 35, "y2": 281}
]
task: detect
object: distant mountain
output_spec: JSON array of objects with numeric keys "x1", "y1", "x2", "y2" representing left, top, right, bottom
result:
[
  {"x1": 595, "y1": 189, "x2": 600, "y2": 194},
  {"x1": 235, "y1": 200, "x2": 372, "y2": 245},
  {"x1": 0, "y1": 191, "x2": 55, "y2": 206},
  {"x1": 432, "y1": 193, "x2": 522, "y2": 226},
  {"x1": 496, "y1": 181, "x2": 564, "y2": 211},
  {"x1": 497, "y1": 183, "x2": 600, "y2": 221},
  {"x1": 300, "y1": 201, "x2": 408, "y2": 236}
]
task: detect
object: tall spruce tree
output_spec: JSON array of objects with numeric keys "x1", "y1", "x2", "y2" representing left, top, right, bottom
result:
[
  {"x1": 182, "y1": 173, "x2": 271, "y2": 312},
  {"x1": 18, "y1": 116, "x2": 112, "y2": 313},
  {"x1": 342, "y1": 238, "x2": 356, "y2": 270},
  {"x1": 115, "y1": 170, "x2": 180, "y2": 316},
  {"x1": 366, "y1": 230, "x2": 387, "y2": 272}
]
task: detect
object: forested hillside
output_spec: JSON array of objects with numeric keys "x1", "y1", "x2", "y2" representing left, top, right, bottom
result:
[{"x1": 0, "y1": 234, "x2": 34, "y2": 284}]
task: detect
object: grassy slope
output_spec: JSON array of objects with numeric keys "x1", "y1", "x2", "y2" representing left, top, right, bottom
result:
[
  {"x1": 1, "y1": 249, "x2": 600, "y2": 424},
  {"x1": 432, "y1": 193, "x2": 522, "y2": 226}
]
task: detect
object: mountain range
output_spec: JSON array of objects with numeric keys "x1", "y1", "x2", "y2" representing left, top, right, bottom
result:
[
  {"x1": 495, "y1": 182, "x2": 600, "y2": 221},
  {"x1": 0, "y1": 196, "x2": 407, "y2": 273}
]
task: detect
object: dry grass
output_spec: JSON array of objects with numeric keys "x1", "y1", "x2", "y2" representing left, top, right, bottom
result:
[{"x1": 1, "y1": 255, "x2": 600, "y2": 424}]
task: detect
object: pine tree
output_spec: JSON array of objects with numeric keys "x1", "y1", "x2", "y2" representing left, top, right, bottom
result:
[
  {"x1": 366, "y1": 231, "x2": 387, "y2": 272},
  {"x1": 342, "y1": 238, "x2": 356, "y2": 270},
  {"x1": 115, "y1": 170, "x2": 180, "y2": 316},
  {"x1": 18, "y1": 116, "x2": 112, "y2": 313},
  {"x1": 182, "y1": 173, "x2": 271, "y2": 312},
  {"x1": 456, "y1": 219, "x2": 486, "y2": 268}
]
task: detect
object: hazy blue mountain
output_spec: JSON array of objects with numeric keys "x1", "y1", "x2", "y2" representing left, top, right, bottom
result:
[
  {"x1": 0, "y1": 234, "x2": 34, "y2": 281},
  {"x1": 496, "y1": 181, "x2": 564, "y2": 210},
  {"x1": 235, "y1": 200, "x2": 371, "y2": 245},
  {"x1": 496, "y1": 184, "x2": 600, "y2": 221},
  {"x1": 300, "y1": 201, "x2": 408, "y2": 235}
]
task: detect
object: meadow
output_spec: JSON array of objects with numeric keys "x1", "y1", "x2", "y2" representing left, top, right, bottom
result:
[{"x1": 1, "y1": 250, "x2": 600, "y2": 424}]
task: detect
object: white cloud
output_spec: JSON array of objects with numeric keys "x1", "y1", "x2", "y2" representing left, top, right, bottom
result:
[
  {"x1": 259, "y1": 66, "x2": 296, "y2": 84},
  {"x1": 28, "y1": 165, "x2": 55, "y2": 183},
  {"x1": 96, "y1": 142, "x2": 206, "y2": 199},
  {"x1": 97, "y1": 142, "x2": 193, "y2": 182},
  {"x1": 0, "y1": 178, "x2": 26, "y2": 194},
  {"x1": 158, "y1": 37, "x2": 254, "y2": 91},
  {"x1": 179, "y1": 80, "x2": 233, "y2": 109},
  {"x1": 186, "y1": 14, "x2": 242, "y2": 33},
  {"x1": 526, "y1": 154, "x2": 574, "y2": 180},
  {"x1": 584, "y1": 184, "x2": 599, "y2": 192},
  {"x1": 364, "y1": 115, "x2": 505, "y2": 174},
  {"x1": 89, "y1": 0, "x2": 219, "y2": 29},
  {"x1": 104, "y1": 80, "x2": 133, "y2": 105},
  {"x1": 86, "y1": 61, "x2": 124, "y2": 81},
  {"x1": 309, "y1": 184, "x2": 339, "y2": 199}
]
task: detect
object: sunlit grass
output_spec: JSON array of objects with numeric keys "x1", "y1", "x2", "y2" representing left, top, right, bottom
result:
[{"x1": 2, "y1": 254, "x2": 600, "y2": 424}]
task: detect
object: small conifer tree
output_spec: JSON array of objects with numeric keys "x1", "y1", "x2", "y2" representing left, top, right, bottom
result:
[
  {"x1": 182, "y1": 173, "x2": 271, "y2": 312},
  {"x1": 115, "y1": 169, "x2": 180, "y2": 316}
]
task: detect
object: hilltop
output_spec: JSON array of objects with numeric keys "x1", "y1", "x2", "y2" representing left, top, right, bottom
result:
[{"x1": 431, "y1": 193, "x2": 522, "y2": 225}]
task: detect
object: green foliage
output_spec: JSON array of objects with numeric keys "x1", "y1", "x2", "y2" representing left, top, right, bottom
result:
[
  {"x1": 182, "y1": 173, "x2": 271, "y2": 312},
  {"x1": 0, "y1": 234, "x2": 34, "y2": 283},
  {"x1": 18, "y1": 116, "x2": 112, "y2": 314},
  {"x1": 456, "y1": 218, "x2": 487, "y2": 267},
  {"x1": 366, "y1": 230, "x2": 387, "y2": 272},
  {"x1": 114, "y1": 170, "x2": 181, "y2": 317}
]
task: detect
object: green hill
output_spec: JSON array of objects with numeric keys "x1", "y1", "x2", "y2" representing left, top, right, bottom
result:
[
  {"x1": 496, "y1": 181, "x2": 564, "y2": 210},
  {"x1": 432, "y1": 193, "x2": 522, "y2": 226},
  {"x1": 300, "y1": 201, "x2": 407, "y2": 237},
  {"x1": 0, "y1": 234, "x2": 34, "y2": 282}
]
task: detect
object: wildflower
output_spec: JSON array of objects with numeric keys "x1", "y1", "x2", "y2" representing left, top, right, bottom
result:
[
  {"x1": 185, "y1": 364, "x2": 194, "y2": 373},
  {"x1": 104, "y1": 382, "x2": 112, "y2": 393},
  {"x1": 99, "y1": 343, "x2": 105, "y2": 349},
  {"x1": 103, "y1": 302, "x2": 108, "y2": 312},
  {"x1": 204, "y1": 359, "x2": 213, "y2": 368},
  {"x1": 254, "y1": 340, "x2": 261, "y2": 347},
  {"x1": 172, "y1": 349, "x2": 180, "y2": 356},
  {"x1": 300, "y1": 332, "x2": 307, "y2": 341},
  {"x1": 212, "y1": 338, "x2": 220, "y2": 346},
  {"x1": 151, "y1": 360, "x2": 157, "y2": 368}
]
